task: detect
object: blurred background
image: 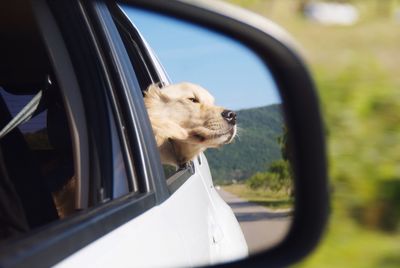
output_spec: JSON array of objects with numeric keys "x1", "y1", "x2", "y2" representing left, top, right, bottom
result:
[{"x1": 222, "y1": 0, "x2": 400, "y2": 267}]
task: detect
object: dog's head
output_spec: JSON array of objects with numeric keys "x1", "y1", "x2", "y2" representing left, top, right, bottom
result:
[{"x1": 144, "y1": 82, "x2": 237, "y2": 166}]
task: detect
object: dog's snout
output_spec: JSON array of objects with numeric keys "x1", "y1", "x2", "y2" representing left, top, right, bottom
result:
[{"x1": 221, "y1": 110, "x2": 236, "y2": 125}]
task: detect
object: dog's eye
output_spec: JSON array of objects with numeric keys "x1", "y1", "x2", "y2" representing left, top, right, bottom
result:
[{"x1": 188, "y1": 97, "x2": 199, "y2": 103}]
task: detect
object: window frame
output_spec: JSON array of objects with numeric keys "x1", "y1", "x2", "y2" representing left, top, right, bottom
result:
[
  {"x1": 84, "y1": 0, "x2": 169, "y2": 200},
  {"x1": 111, "y1": 2, "x2": 197, "y2": 193},
  {"x1": 166, "y1": 163, "x2": 195, "y2": 194}
]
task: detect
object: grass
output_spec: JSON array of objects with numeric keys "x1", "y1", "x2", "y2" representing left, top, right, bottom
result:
[
  {"x1": 224, "y1": 1, "x2": 400, "y2": 267},
  {"x1": 222, "y1": 184, "x2": 294, "y2": 210},
  {"x1": 295, "y1": 199, "x2": 400, "y2": 268}
]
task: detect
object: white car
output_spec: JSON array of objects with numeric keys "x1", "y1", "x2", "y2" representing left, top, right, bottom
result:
[{"x1": 0, "y1": 0, "x2": 328, "y2": 267}]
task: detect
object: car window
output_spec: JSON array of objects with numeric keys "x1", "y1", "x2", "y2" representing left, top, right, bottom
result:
[
  {"x1": 0, "y1": 1, "x2": 168, "y2": 265},
  {"x1": 0, "y1": 9, "x2": 131, "y2": 244},
  {"x1": 0, "y1": 82, "x2": 75, "y2": 238},
  {"x1": 112, "y1": 5, "x2": 196, "y2": 188}
]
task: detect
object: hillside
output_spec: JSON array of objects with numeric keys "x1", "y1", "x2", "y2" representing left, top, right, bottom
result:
[{"x1": 205, "y1": 104, "x2": 284, "y2": 183}]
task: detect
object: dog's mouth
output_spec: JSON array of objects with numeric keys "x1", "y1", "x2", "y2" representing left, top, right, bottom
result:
[
  {"x1": 192, "y1": 125, "x2": 236, "y2": 145},
  {"x1": 192, "y1": 133, "x2": 206, "y2": 142}
]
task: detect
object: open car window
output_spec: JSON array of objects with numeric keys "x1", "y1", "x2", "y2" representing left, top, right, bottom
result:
[
  {"x1": 0, "y1": 1, "x2": 167, "y2": 265},
  {"x1": 0, "y1": 81, "x2": 77, "y2": 237},
  {"x1": 0, "y1": 1, "x2": 134, "y2": 243},
  {"x1": 112, "y1": 4, "x2": 195, "y2": 190}
]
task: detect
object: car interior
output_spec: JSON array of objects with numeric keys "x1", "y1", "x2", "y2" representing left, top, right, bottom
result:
[{"x1": 0, "y1": 2, "x2": 77, "y2": 242}]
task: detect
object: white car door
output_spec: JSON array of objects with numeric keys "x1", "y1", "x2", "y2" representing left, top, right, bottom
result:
[{"x1": 56, "y1": 157, "x2": 245, "y2": 268}]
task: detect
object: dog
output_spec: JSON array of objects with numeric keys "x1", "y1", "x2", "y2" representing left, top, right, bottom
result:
[{"x1": 144, "y1": 82, "x2": 237, "y2": 167}]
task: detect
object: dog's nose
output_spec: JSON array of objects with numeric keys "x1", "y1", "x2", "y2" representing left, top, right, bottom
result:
[{"x1": 221, "y1": 110, "x2": 236, "y2": 125}]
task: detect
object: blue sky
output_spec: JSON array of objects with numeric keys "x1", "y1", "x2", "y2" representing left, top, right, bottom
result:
[{"x1": 122, "y1": 6, "x2": 281, "y2": 111}]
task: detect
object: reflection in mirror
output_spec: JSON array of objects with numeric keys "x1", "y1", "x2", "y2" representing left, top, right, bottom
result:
[{"x1": 119, "y1": 4, "x2": 293, "y2": 264}]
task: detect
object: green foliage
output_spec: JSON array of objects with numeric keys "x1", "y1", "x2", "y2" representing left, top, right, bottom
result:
[
  {"x1": 243, "y1": 124, "x2": 294, "y2": 194},
  {"x1": 246, "y1": 159, "x2": 293, "y2": 193},
  {"x1": 269, "y1": 159, "x2": 291, "y2": 180},
  {"x1": 246, "y1": 172, "x2": 267, "y2": 190},
  {"x1": 224, "y1": 0, "x2": 400, "y2": 266},
  {"x1": 278, "y1": 125, "x2": 291, "y2": 161},
  {"x1": 223, "y1": 184, "x2": 294, "y2": 210},
  {"x1": 351, "y1": 179, "x2": 400, "y2": 232},
  {"x1": 205, "y1": 104, "x2": 284, "y2": 182}
]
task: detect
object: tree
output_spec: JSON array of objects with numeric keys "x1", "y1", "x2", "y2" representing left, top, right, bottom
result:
[
  {"x1": 276, "y1": 125, "x2": 293, "y2": 179},
  {"x1": 277, "y1": 125, "x2": 291, "y2": 162}
]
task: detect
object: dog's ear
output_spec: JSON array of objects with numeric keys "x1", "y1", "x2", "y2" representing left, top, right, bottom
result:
[
  {"x1": 145, "y1": 84, "x2": 161, "y2": 99},
  {"x1": 150, "y1": 118, "x2": 189, "y2": 146},
  {"x1": 145, "y1": 84, "x2": 169, "y2": 103}
]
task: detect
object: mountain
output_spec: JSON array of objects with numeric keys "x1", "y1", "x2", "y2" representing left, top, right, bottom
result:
[{"x1": 204, "y1": 104, "x2": 284, "y2": 183}]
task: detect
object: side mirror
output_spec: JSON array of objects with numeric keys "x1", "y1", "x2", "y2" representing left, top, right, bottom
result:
[{"x1": 122, "y1": 0, "x2": 329, "y2": 266}]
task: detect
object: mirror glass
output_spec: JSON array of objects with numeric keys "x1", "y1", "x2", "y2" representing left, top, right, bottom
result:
[{"x1": 119, "y1": 4, "x2": 294, "y2": 264}]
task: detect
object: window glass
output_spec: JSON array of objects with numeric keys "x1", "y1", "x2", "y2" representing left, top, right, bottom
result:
[
  {"x1": 0, "y1": 0, "x2": 137, "y2": 251},
  {"x1": 0, "y1": 77, "x2": 136, "y2": 239},
  {"x1": 110, "y1": 110, "x2": 130, "y2": 198},
  {"x1": 0, "y1": 84, "x2": 76, "y2": 241},
  {"x1": 0, "y1": 0, "x2": 84, "y2": 240}
]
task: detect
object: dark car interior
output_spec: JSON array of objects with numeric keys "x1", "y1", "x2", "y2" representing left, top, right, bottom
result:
[{"x1": 0, "y1": 1, "x2": 75, "y2": 242}]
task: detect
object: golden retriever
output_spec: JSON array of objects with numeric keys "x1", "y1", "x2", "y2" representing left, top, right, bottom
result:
[{"x1": 144, "y1": 82, "x2": 237, "y2": 167}]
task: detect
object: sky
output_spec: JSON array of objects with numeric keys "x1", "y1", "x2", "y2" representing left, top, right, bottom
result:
[{"x1": 121, "y1": 6, "x2": 281, "y2": 111}]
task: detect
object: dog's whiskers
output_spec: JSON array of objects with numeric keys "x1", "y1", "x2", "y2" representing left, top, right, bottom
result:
[{"x1": 235, "y1": 126, "x2": 244, "y2": 142}]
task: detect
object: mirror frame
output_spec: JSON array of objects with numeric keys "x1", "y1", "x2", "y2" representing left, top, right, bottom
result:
[{"x1": 118, "y1": 0, "x2": 329, "y2": 266}]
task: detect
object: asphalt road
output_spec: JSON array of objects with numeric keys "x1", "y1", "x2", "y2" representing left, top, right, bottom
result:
[{"x1": 217, "y1": 188, "x2": 292, "y2": 255}]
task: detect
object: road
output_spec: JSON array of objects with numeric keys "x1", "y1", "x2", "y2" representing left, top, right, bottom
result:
[{"x1": 217, "y1": 188, "x2": 292, "y2": 255}]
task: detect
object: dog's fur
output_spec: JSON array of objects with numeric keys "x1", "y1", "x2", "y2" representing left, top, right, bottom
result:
[{"x1": 144, "y1": 82, "x2": 237, "y2": 167}]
